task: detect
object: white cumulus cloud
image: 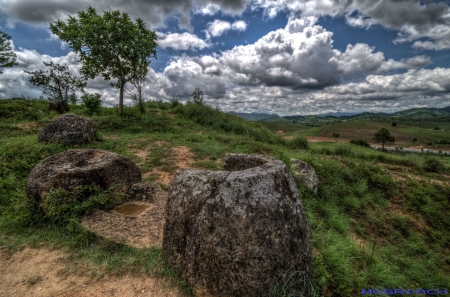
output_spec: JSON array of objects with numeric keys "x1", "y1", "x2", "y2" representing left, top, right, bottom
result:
[
  {"x1": 204, "y1": 19, "x2": 248, "y2": 39},
  {"x1": 156, "y1": 32, "x2": 209, "y2": 51}
]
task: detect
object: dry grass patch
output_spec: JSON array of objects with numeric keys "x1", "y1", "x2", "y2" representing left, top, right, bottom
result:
[{"x1": 14, "y1": 122, "x2": 40, "y2": 130}]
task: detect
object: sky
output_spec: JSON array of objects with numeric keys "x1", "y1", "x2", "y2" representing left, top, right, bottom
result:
[{"x1": 1, "y1": 0, "x2": 450, "y2": 116}]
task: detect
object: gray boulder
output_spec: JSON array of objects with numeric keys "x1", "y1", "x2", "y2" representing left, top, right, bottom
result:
[
  {"x1": 26, "y1": 149, "x2": 141, "y2": 212},
  {"x1": 38, "y1": 113, "x2": 96, "y2": 145},
  {"x1": 290, "y1": 158, "x2": 319, "y2": 195},
  {"x1": 163, "y1": 154, "x2": 311, "y2": 297}
]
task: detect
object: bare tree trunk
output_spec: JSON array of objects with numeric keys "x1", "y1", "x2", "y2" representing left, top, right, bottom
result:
[{"x1": 119, "y1": 78, "x2": 125, "y2": 115}]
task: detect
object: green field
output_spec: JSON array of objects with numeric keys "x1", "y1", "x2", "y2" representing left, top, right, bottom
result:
[
  {"x1": 1, "y1": 99, "x2": 450, "y2": 296},
  {"x1": 258, "y1": 119, "x2": 450, "y2": 150}
]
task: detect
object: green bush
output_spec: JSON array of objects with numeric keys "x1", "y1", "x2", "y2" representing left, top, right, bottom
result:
[
  {"x1": 42, "y1": 184, "x2": 127, "y2": 225},
  {"x1": 423, "y1": 158, "x2": 444, "y2": 173},
  {"x1": 81, "y1": 93, "x2": 102, "y2": 116},
  {"x1": 334, "y1": 145, "x2": 353, "y2": 157},
  {"x1": 289, "y1": 136, "x2": 309, "y2": 149},
  {"x1": 350, "y1": 139, "x2": 371, "y2": 148}
]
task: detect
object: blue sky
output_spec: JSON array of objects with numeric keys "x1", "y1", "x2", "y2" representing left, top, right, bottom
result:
[{"x1": 1, "y1": 0, "x2": 450, "y2": 115}]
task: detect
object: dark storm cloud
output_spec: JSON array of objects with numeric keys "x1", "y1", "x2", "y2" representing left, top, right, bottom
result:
[{"x1": 0, "y1": 0, "x2": 249, "y2": 31}]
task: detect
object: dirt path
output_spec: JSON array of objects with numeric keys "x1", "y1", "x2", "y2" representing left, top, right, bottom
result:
[{"x1": 0, "y1": 247, "x2": 178, "y2": 297}]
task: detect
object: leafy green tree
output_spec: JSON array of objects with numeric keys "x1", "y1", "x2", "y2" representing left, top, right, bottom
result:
[
  {"x1": 24, "y1": 61, "x2": 86, "y2": 113},
  {"x1": 50, "y1": 6, "x2": 158, "y2": 115},
  {"x1": 0, "y1": 30, "x2": 17, "y2": 73},
  {"x1": 373, "y1": 128, "x2": 395, "y2": 151},
  {"x1": 332, "y1": 132, "x2": 340, "y2": 142}
]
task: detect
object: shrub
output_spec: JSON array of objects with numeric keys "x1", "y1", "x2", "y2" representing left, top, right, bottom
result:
[
  {"x1": 423, "y1": 158, "x2": 444, "y2": 173},
  {"x1": 350, "y1": 139, "x2": 371, "y2": 148},
  {"x1": 289, "y1": 136, "x2": 309, "y2": 149},
  {"x1": 41, "y1": 184, "x2": 127, "y2": 225},
  {"x1": 81, "y1": 93, "x2": 102, "y2": 116},
  {"x1": 334, "y1": 145, "x2": 353, "y2": 157},
  {"x1": 170, "y1": 98, "x2": 180, "y2": 108}
]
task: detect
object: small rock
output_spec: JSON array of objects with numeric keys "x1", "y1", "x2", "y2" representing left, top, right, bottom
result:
[{"x1": 290, "y1": 158, "x2": 319, "y2": 195}]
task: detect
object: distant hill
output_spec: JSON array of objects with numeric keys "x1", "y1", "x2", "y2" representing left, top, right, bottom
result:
[
  {"x1": 228, "y1": 112, "x2": 280, "y2": 121},
  {"x1": 391, "y1": 107, "x2": 450, "y2": 119},
  {"x1": 315, "y1": 112, "x2": 360, "y2": 117},
  {"x1": 229, "y1": 106, "x2": 450, "y2": 123}
]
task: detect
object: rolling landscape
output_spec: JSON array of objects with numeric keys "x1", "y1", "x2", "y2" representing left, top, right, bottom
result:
[
  {"x1": 1, "y1": 0, "x2": 450, "y2": 296},
  {"x1": 1, "y1": 98, "x2": 450, "y2": 296}
]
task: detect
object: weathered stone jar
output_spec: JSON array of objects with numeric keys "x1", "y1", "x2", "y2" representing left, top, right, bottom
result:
[
  {"x1": 26, "y1": 149, "x2": 141, "y2": 212},
  {"x1": 163, "y1": 154, "x2": 312, "y2": 297},
  {"x1": 38, "y1": 113, "x2": 97, "y2": 145}
]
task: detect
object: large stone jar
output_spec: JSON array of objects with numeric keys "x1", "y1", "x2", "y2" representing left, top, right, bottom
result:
[{"x1": 163, "y1": 154, "x2": 312, "y2": 297}]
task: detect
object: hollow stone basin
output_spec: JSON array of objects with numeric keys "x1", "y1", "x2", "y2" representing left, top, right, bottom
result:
[{"x1": 112, "y1": 202, "x2": 151, "y2": 216}]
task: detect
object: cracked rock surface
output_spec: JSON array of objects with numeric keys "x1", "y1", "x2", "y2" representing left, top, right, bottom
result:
[
  {"x1": 163, "y1": 154, "x2": 312, "y2": 297},
  {"x1": 38, "y1": 113, "x2": 97, "y2": 145}
]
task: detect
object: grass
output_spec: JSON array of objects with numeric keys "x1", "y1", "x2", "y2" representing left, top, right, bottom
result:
[{"x1": 1, "y1": 98, "x2": 450, "y2": 296}]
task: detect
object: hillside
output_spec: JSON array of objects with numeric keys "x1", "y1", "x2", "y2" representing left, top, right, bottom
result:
[
  {"x1": 227, "y1": 111, "x2": 280, "y2": 121},
  {"x1": 1, "y1": 98, "x2": 450, "y2": 296},
  {"x1": 234, "y1": 106, "x2": 450, "y2": 129}
]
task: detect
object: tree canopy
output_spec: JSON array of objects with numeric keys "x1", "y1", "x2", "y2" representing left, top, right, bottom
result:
[
  {"x1": 0, "y1": 30, "x2": 17, "y2": 73},
  {"x1": 50, "y1": 6, "x2": 158, "y2": 114},
  {"x1": 373, "y1": 128, "x2": 395, "y2": 150}
]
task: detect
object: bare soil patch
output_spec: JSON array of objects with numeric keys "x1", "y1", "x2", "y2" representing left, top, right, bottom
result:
[
  {"x1": 141, "y1": 146, "x2": 196, "y2": 186},
  {"x1": 14, "y1": 122, "x2": 41, "y2": 130},
  {"x1": 0, "y1": 247, "x2": 178, "y2": 297},
  {"x1": 351, "y1": 233, "x2": 369, "y2": 250},
  {"x1": 103, "y1": 134, "x2": 121, "y2": 140}
]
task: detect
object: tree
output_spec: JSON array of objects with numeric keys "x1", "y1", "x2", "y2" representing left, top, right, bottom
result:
[
  {"x1": 332, "y1": 132, "x2": 340, "y2": 142},
  {"x1": 24, "y1": 61, "x2": 86, "y2": 113},
  {"x1": 0, "y1": 30, "x2": 17, "y2": 73},
  {"x1": 191, "y1": 88, "x2": 204, "y2": 105},
  {"x1": 373, "y1": 128, "x2": 395, "y2": 151},
  {"x1": 392, "y1": 122, "x2": 397, "y2": 127},
  {"x1": 50, "y1": 6, "x2": 158, "y2": 115},
  {"x1": 127, "y1": 66, "x2": 148, "y2": 114}
]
